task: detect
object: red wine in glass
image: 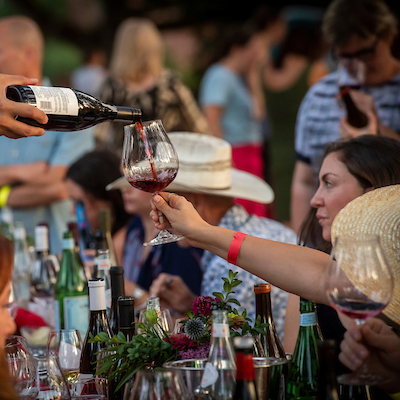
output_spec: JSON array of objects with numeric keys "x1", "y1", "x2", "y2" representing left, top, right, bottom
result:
[{"x1": 122, "y1": 119, "x2": 183, "y2": 246}]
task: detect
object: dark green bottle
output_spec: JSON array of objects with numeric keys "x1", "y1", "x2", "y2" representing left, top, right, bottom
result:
[
  {"x1": 54, "y1": 231, "x2": 89, "y2": 336},
  {"x1": 287, "y1": 298, "x2": 323, "y2": 400}
]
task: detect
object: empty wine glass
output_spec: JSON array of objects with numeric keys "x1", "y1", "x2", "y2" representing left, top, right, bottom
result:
[
  {"x1": 5, "y1": 335, "x2": 40, "y2": 400},
  {"x1": 47, "y1": 330, "x2": 83, "y2": 391},
  {"x1": 122, "y1": 119, "x2": 184, "y2": 246},
  {"x1": 123, "y1": 369, "x2": 192, "y2": 400},
  {"x1": 325, "y1": 234, "x2": 394, "y2": 385},
  {"x1": 138, "y1": 308, "x2": 174, "y2": 335}
]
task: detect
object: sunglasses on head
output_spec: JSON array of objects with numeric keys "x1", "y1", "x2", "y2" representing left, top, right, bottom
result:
[{"x1": 332, "y1": 37, "x2": 379, "y2": 62}]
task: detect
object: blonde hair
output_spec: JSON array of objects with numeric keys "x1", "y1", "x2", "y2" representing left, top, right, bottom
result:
[
  {"x1": 110, "y1": 18, "x2": 164, "y2": 83},
  {"x1": 0, "y1": 15, "x2": 44, "y2": 62}
]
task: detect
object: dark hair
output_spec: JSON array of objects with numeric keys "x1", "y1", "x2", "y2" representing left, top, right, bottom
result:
[
  {"x1": 299, "y1": 135, "x2": 400, "y2": 252},
  {"x1": 322, "y1": 0, "x2": 397, "y2": 47},
  {"x1": 273, "y1": 24, "x2": 325, "y2": 69},
  {"x1": 66, "y1": 150, "x2": 130, "y2": 235}
]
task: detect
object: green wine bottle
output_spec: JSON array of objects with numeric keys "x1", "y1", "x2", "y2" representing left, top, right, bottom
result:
[
  {"x1": 54, "y1": 231, "x2": 89, "y2": 337},
  {"x1": 287, "y1": 298, "x2": 323, "y2": 400}
]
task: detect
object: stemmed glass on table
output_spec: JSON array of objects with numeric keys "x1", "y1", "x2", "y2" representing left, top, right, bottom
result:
[
  {"x1": 6, "y1": 335, "x2": 39, "y2": 400},
  {"x1": 325, "y1": 234, "x2": 394, "y2": 385},
  {"x1": 122, "y1": 119, "x2": 183, "y2": 246}
]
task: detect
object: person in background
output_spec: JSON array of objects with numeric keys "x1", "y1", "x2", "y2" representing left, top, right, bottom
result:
[
  {"x1": 199, "y1": 26, "x2": 268, "y2": 218},
  {"x1": 70, "y1": 46, "x2": 107, "y2": 98},
  {"x1": 339, "y1": 318, "x2": 400, "y2": 396},
  {"x1": 95, "y1": 17, "x2": 209, "y2": 153},
  {"x1": 263, "y1": 18, "x2": 329, "y2": 224},
  {"x1": 0, "y1": 235, "x2": 19, "y2": 400},
  {"x1": 145, "y1": 133, "x2": 297, "y2": 339},
  {"x1": 291, "y1": 0, "x2": 400, "y2": 234},
  {"x1": 0, "y1": 16, "x2": 94, "y2": 253},
  {"x1": 0, "y1": 73, "x2": 48, "y2": 139},
  {"x1": 65, "y1": 150, "x2": 130, "y2": 265},
  {"x1": 107, "y1": 182, "x2": 203, "y2": 309}
]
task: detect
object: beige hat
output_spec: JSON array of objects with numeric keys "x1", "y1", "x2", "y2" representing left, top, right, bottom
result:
[
  {"x1": 331, "y1": 185, "x2": 400, "y2": 326},
  {"x1": 107, "y1": 132, "x2": 274, "y2": 204}
]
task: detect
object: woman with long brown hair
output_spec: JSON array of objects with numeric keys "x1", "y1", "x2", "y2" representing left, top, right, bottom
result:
[{"x1": 0, "y1": 235, "x2": 18, "y2": 400}]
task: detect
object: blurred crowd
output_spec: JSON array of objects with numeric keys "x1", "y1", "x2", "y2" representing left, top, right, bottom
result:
[{"x1": 1, "y1": 0, "x2": 400, "y2": 398}]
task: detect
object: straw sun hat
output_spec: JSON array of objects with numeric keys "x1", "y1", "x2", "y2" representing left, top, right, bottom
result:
[
  {"x1": 331, "y1": 184, "x2": 400, "y2": 326},
  {"x1": 107, "y1": 132, "x2": 274, "y2": 204}
]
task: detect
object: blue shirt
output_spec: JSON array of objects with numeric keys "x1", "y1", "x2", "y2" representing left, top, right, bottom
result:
[
  {"x1": 199, "y1": 63, "x2": 262, "y2": 145},
  {"x1": 123, "y1": 216, "x2": 203, "y2": 295},
  {"x1": 200, "y1": 205, "x2": 297, "y2": 341},
  {"x1": 0, "y1": 129, "x2": 94, "y2": 253}
]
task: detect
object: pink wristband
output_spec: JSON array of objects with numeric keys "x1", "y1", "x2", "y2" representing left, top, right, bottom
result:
[{"x1": 227, "y1": 232, "x2": 247, "y2": 265}]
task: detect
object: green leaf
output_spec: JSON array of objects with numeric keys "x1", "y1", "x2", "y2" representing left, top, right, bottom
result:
[
  {"x1": 145, "y1": 309, "x2": 158, "y2": 324},
  {"x1": 231, "y1": 279, "x2": 242, "y2": 287},
  {"x1": 117, "y1": 331, "x2": 126, "y2": 342},
  {"x1": 229, "y1": 270, "x2": 234, "y2": 281},
  {"x1": 227, "y1": 298, "x2": 241, "y2": 306},
  {"x1": 98, "y1": 332, "x2": 110, "y2": 342},
  {"x1": 212, "y1": 292, "x2": 224, "y2": 300},
  {"x1": 223, "y1": 281, "x2": 231, "y2": 295}
]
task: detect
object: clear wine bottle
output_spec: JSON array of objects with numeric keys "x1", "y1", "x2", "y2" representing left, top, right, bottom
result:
[{"x1": 6, "y1": 85, "x2": 142, "y2": 131}]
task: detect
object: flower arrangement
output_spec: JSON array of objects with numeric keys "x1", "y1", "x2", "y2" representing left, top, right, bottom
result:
[{"x1": 89, "y1": 270, "x2": 267, "y2": 391}]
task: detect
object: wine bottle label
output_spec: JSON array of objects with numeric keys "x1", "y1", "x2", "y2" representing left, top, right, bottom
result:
[
  {"x1": 212, "y1": 323, "x2": 230, "y2": 337},
  {"x1": 200, "y1": 362, "x2": 219, "y2": 388},
  {"x1": 28, "y1": 86, "x2": 79, "y2": 116},
  {"x1": 98, "y1": 258, "x2": 111, "y2": 270},
  {"x1": 63, "y1": 238, "x2": 75, "y2": 249},
  {"x1": 64, "y1": 295, "x2": 89, "y2": 336},
  {"x1": 300, "y1": 312, "x2": 317, "y2": 326}
]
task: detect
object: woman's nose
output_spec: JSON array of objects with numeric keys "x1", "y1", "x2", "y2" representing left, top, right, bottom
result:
[{"x1": 310, "y1": 188, "x2": 323, "y2": 208}]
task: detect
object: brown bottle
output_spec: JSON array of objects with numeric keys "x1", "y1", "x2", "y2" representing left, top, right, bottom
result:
[
  {"x1": 339, "y1": 86, "x2": 368, "y2": 128},
  {"x1": 253, "y1": 284, "x2": 285, "y2": 358}
]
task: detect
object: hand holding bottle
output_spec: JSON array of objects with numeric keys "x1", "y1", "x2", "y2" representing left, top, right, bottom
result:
[{"x1": 0, "y1": 74, "x2": 48, "y2": 138}]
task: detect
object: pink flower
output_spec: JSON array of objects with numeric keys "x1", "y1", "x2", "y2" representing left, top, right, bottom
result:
[
  {"x1": 178, "y1": 341, "x2": 211, "y2": 360},
  {"x1": 191, "y1": 296, "x2": 221, "y2": 317},
  {"x1": 167, "y1": 334, "x2": 198, "y2": 351}
]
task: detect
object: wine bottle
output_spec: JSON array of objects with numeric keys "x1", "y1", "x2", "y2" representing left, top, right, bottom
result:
[
  {"x1": 99, "y1": 208, "x2": 117, "y2": 267},
  {"x1": 75, "y1": 201, "x2": 95, "y2": 263},
  {"x1": 339, "y1": 87, "x2": 368, "y2": 129},
  {"x1": 253, "y1": 283, "x2": 285, "y2": 358},
  {"x1": 30, "y1": 225, "x2": 59, "y2": 327},
  {"x1": 233, "y1": 336, "x2": 259, "y2": 400},
  {"x1": 54, "y1": 231, "x2": 89, "y2": 335},
  {"x1": 80, "y1": 278, "x2": 113, "y2": 379},
  {"x1": 317, "y1": 340, "x2": 339, "y2": 400},
  {"x1": 67, "y1": 221, "x2": 90, "y2": 282},
  {"x1": 109, "y1": 266, "x2": 125, "y2": 335},
  {"x1": 199, "y1": 301, "x2": 236, "y2": 400},
  {"x1": 12, "y1": 221, "x2": 33, "y2": 308},
  {"x1": 6, "y1": 85, "x2": 142, "y2": 131},
  {"x1": 287, "y1": 298, "x2": 323, "y2": 400},
  {"x1": 108, "y1": 296, "x2": 135, "y2": 400}
]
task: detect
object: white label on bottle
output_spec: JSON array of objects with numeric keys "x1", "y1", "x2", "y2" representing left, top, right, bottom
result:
[
  {"x1": 63, "y1": 238, "x2": 75, "y2": 250},
  {"x1": 105, "y1": 288, "x2": 111, "y2": 309},
  {"x1": 300, "y1": 312, "x2": 317, "y2": 326},
  {"x1": 98, "y1": 258, "x2": 111, "y2": 270},
  {"x1": 28, "y1": 85, "x2": 79, "y2": 116},
  {"x1": 200, "y1": 362, "x2": 219, "y2": 388},
  {"x1": 64, "y1": 295, "x2": 89, "y2": 336},
  {"x1": 212, "y1": 323, "x2": 230, "y2": 337}
]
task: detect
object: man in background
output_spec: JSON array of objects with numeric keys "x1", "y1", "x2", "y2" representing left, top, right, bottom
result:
[{"x1": 0, "y1": 16, "x2": 94, "y2": 252}]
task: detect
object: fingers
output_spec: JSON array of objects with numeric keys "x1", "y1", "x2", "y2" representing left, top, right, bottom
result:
[
  {"x1": 339, "y1": 328, "x2": 368, "y2": 371},
  {"x1": 12, "y1": 101, "x2": 48, "y2": 124},
  {"x1": 149, "y1": 273, "x2": 173, "y2": 298}
]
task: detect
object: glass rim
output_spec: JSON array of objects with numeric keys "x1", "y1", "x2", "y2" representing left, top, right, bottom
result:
[{"x1": 124, "y1": 119, "x2": 163, "y2": 131}]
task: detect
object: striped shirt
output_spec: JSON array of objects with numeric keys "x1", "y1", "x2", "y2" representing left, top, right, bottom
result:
[{"x1": 295, "y1": 70, "x2": 400, "y2": 172}]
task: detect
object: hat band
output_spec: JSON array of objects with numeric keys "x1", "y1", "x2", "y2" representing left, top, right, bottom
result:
[{"x1": 179, "y1": 159, "x2": 231, "y2": 172}]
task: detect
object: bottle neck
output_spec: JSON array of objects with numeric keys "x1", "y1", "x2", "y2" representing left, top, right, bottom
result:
[
  {"x1": 120, "y1": 327, "x2": 135, "y2": 341},
  {"x1": 235, "y1": 352, "x2": 255, "y2": 381},
  {"x1": 255, "y1": 291, "x2": 273, "y2": 323},
  {"x1": 114, "y1": 106, "x2": 142, "y2": 122},
  {"x1": 110, "y1": 273, "x2": 125, "y2": 300}
]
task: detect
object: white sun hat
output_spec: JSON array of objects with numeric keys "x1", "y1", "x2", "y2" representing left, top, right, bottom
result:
[{"x1": 107, "y1": 132, "x2": 274, "y2": 204}]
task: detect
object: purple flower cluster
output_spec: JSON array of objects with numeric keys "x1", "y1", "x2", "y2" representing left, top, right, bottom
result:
[
  {"x1": 191, "y1": 296, "x2": 221, "y2": 317},
  {"x1": 178, "y1": 341, "x2": 211, "y2": 360}
]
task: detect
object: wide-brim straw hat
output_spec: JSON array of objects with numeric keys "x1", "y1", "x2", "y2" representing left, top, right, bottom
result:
[
  {"x1": 107, "y1": 132, "x2": 274, "y2": 204},
  {"x1": 331, "y1": 184, "x2": 400, "y2": 326}
]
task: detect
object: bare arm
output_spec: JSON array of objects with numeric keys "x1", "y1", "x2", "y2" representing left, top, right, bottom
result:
[
  {"x1": 0, "y1": 74, "x2": 48, "y2": 139},
  {"x1": 283, "y1": 294, "x2": 300, "y2": 354},
  {"x1": 290, "y1": 160, "x2": 316, "y2": 234},
  {"x1": 151, "y1": 193, "x2": 330, "y2": 304},
  {"x1": 203, "y1": 105, "x2": 225, "y2": 139},
  {"x1": 7, "y1": 165, "x2": 68, "y2": 208}
]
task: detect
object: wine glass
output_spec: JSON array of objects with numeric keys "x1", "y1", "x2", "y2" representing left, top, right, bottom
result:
[
  {"x1": 138, "y1": 308, "x2": 174, "y2": 335},
  {"x1": 47, "y1": 330, "x2": 83, "y2": 390},
  {"x1": 123, "y1": 369, "x2": 192, "y2": 400},
  {"x1": 337, "y1": 58, "x2": 365, "y2": 91},
  {"x1": 5, "y1": 335, "x2": 40, "y2": 400},
  {"x1": 122, "y1": 119, "x2": 184, "y2": 246},
  {"x1": 325, "y1": 234, "x2": 394, "y2": 385}
]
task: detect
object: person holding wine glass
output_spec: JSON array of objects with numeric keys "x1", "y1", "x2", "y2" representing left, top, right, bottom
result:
[{"x1": 291, "y1": 0, "x2": 400, "y2": 234}]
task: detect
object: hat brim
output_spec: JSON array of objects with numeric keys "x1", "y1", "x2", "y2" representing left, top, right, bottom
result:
[{"x1": 106, "y1": 168, "x2": 274, "y2": 204}]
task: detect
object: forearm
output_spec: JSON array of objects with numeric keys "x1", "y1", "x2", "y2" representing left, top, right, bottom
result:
[
  {"x1": 0, "y1": 165, "x2": 21, "y2": 186},
  {"x1": 7, "y1": 181, "x2": 68, "y2": 208},
  {"x1": 378, "y1": 123, "x2": 400, "y2": 141},
  {"x1": 187, "y1": 224, "x2": 329, "y2": 303}
]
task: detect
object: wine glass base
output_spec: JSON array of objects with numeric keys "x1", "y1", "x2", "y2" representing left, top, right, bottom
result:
[
  {"x1": 143, "y1": 231, "x2": 185, "y2": 247},
  {"x1": 337, "y1": 372, "x2": 390, "y2": 386}
]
